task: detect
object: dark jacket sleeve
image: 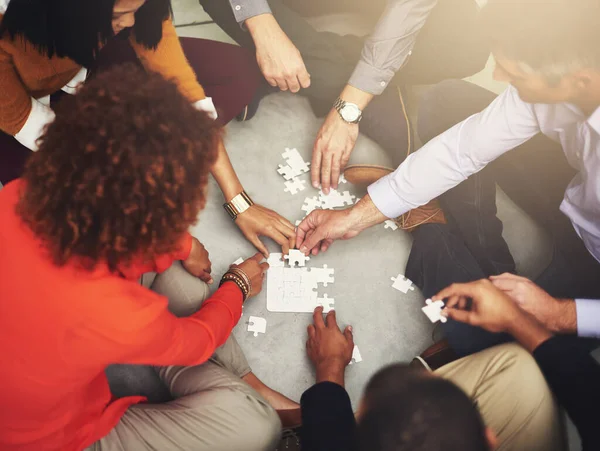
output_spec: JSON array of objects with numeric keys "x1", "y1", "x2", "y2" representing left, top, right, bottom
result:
[
  {"x1": 300, "y1": 381, "x2": 358, "y2": 451},
  {"x1": 533, "y1": 336, "x2": 600, "y2": 451}
]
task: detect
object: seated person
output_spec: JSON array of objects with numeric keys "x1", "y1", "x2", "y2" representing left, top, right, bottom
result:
[
  {"x1": 0, "y1": 0, "x2": 295, "y2": 256},
  {"x1": 0, "y1": 65, "x2": 290, "y2": 451},
  {"x1": 295, "y1": 0, "x2": 600, "y2": 356},
  {"x1": 200, "y1": 0, "x2": 489, "y2": 198},
  {"x1": 300, "y1": 279, "x2": 600, "y2": 450}
]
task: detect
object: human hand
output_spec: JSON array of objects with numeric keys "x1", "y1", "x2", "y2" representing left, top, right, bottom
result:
[
  {"x1": 311, "y1": 108, "x2": 359, "y2": 193},
  {"x1": 296, "y1": 209, "x2": 361, "y2": 256},
  {"x1": 182, "y1": 237, "x2": 213, "y2": 284},
  {"x1": 307, "y1": 307, "x2": 354, "y2": 386},
  {"x1": 235, "y1": 204, "x2": 296, "y2": 257},
  {"x1": 434, "y1": 279, "x2": 527, "y2": 333},
  {"x1": 490, "y1": 273, "x2": 576, "y2": 333},
  {"x1": 246, "y1": 14, "x2": 310, "y2": 93},
  {"x1": 231, "y1": 253, "x2": 270, "y2": 298}
]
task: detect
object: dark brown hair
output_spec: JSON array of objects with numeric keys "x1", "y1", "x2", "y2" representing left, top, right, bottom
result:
[{"x1": 17, "y1": 64, "x2": 220, "y2": 272}]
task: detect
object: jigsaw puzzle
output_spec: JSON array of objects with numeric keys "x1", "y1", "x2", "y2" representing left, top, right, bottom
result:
[
  {"x1": 248, "y1": 316, "x2": 267, "y2": 336},
  {"x1": 284, "y1": 179, "x2": 307, "y2": 195},
  {"x1": 349, "y1": 345, "x2": 363, "y2": 365},
  {"x1": 383, "y1": 220, "x2": 399, "y2": 231},
  {"x1": 284, "y1": 249, "x2": 310, "y2": 267},
  {"x1": 319, "y1": 188, "x2": 356, "y2": 209},
  {"x1": 301, "y1": 196, "x2": 321, "y2": 215},
  {"x1": 422, "y1": 299, "x2": 447, "y2": 323},
  {"x1": 317, "y1": 294, "x2": 335, "y2": 313},
  {"x1": 391, "y1": 274, "x2": 415, "y2": 294},
  {"x1": 280, "y1": 148, "x2": 310, "y2": 178}
]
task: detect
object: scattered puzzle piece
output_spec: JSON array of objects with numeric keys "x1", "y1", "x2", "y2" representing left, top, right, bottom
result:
[
  {"x1": 248, "y1": 316, "x2": 267, "y2": 336},
  {"x1": 422, "y1": 299, "x2": 447, "y2": 323},
  {"x1": 277, "y1": 164, "x2": 296, "y2": 180},
  {"x1": 319, "y1": 188, "x2": 356, "y2": 209},
  {"x1": 350, "y1": 345, "x2": 363, "y2": 364},
  {"x1": 338, "y1": 174, "x2": 347, "y2": 184},
  {"x1": 284, "y1": 249, "x2": 311, "y2": 267},
  {"x1": 232, "y1": 257, "x2": 244, "y2": 265},
  {"x1": 383, "y1": 220, "x2": 399, "y2": 231},
  {"x1": 301, "y1": 196, "x2": 321, "y2": 215},
  {"x1": 284, "y1": 179, "x2": 307, "y2": 195},
  {"x1": 281, "y1": 148, "x2": 310, "y2": 176},
  {"x1": 391, "y1": 274, "x2": 415, "y2": 294}
]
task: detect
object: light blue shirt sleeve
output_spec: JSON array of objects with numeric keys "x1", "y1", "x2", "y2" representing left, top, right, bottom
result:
[{"x1": 576, "y1": 299, "x2": 600, "y2": 338}]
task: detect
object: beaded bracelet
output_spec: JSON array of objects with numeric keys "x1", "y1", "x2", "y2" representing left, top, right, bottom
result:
[
  {"x1": 220, "y1": 272, "x2": 249, "y2": 302},
  {"x1": 227, "y1": 267, "x2": 253, "y2": 296}
]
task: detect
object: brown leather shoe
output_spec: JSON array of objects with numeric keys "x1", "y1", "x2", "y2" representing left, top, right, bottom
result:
[
  {"x1": 410, "y1": 339, "x2": 460, "y2": 372},
  {"x1": 343, "y1": 164, "x2": 446, "y2": 232}
]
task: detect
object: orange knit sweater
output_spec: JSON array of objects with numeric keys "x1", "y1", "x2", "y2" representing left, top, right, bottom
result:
[{"x1": 0, "y1": 17, "x2": 206, "y2": 136}]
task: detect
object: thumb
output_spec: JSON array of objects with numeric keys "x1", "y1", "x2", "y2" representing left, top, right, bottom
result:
[
  {"x1": 344, "y1": 325, "x2": 354, "y2": 348},
  {"x1": 299, "y1": 224, "x2": 328, "y2": 254}
]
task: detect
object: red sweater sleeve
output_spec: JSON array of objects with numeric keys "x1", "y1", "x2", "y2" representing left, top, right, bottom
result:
[{"x1": 64, "y1": 281, "x2": 243, "y2": 368}]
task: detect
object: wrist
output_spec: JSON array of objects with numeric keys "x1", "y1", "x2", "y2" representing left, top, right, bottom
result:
[
  {"x1": 347, "y1": 194, "x2": 387, "y2": 232},
  {"x1": 508, "y1": 312, "x2": 553, "y2": 353},
  {"x1": 550, "y1": 299, "x2": 577, "y2": 333},
  {"x1": 338, "y1": 85, "x2": 373, "y2": 110},
  {"x1": 315, "y1": 360, "x2": 347, "y2": 386},
  {"x1": 246, "y1": 13, "x2": 277, "y2": 38}
]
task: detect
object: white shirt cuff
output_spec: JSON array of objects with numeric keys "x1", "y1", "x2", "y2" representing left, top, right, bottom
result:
[
  {"x1": 61, "y1": 67, "x2": 88, "y2": 95},
  {"x1": 14, "y1": 98, "x2": 56, "y2": 151},
  {"x1": 367, "y1": 173, "x2": 412, "y2": 219},
  {"x1": 193, "y1": 97, "x2": 218, "y2": 120},
  {"x1": 575, "y1": 299, "x2": 600, "y2": 338}
]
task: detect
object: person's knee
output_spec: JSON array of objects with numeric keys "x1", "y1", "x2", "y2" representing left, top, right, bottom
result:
[
  {"x1": 151, "y1": 261, "x2": 209, "y2": 317},
  {"x1": 216, "y1": 391, "x2": 281, "y2": 451}
]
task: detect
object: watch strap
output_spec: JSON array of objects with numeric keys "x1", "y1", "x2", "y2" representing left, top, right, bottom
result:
[{"x1": 333, "y1": 98, "x2": 362, "y2": 124}]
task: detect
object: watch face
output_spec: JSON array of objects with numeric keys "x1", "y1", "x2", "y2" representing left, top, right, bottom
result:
[{"x1": 341, "y1": 104, "x2": 361, "y2": 122}]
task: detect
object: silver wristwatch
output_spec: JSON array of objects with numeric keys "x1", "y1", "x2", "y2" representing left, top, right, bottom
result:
[{"x1": 333, "y1": 98, "x2": 362, "y2": 124}]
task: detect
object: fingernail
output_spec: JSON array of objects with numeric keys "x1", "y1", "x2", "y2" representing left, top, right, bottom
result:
[
  {"x1": 300, "y1": 246, "x2": 307, "y2": 253},
  {"x1": 312, "y1": 182, "x2": 319, "y2": 188},
  {"x1": 208, "y1": 278, "x2": 213, "y2": 284},
  {"x1": 348, "y1": 326, "x2": 353, "y2": 332}
]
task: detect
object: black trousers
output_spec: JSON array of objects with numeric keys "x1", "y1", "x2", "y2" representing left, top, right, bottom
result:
[
  {"x1": 198, "y1": 0, "x2": 490, "y2": 165},
  {"x1": 405, "y1": 80, "x2": 600, "y2": 356}
]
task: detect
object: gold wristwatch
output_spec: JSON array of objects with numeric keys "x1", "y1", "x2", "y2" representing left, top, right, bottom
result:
[{"x1": 223, "y1": 191, "x2": 254, "y2": 220}]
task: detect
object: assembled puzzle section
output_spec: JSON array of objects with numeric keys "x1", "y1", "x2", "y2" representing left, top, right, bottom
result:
[{"x1": 267, "y1": 253, "x2": 335, "y2": 313}]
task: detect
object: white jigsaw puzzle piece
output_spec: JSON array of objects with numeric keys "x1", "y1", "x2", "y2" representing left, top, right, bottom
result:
[
  {"x1": 281, "y1": 148, "x2": 310, "y2": 176},
  {"x1": 232, "y1": 257, "x2": 244, "y2": 265},
  {"x1": 338, "y1": 174, "x2": 347, "y2": 184},
  {"x1": 317, "y1": 294, "x2": 335, "y2": 313},
  {"x1": 349, "y1": 345, "x2": 363, "y2": 365},
  {"x1": 284, "y1": 179, "x2": 307, "y2": 195},
  {"x1": 307, "y1": 265, "x2": 335, "y2": 287},
  {"x1": 422, "y1": 299, "x2": 447, "y2": 323},
  {"x1": 301, "y1": 196, "x2": 321, "y2": 215},
  {"x1": 284, "y1": 249, "x2": 310, "y2": 267},
  {"x1": 391, "y1": 274, "x2": 415, "y2": 294},
  {"x1": 277, "y1": 164, "x2": 297, "y2": 180},
  {"x1": 248, "y1": 316, "x2": 267, "y2": 337},
  {"x1": 318, "y1": 188, "x2": 355, "y2": 209},
  {"x1": 267, "y1": 253, "x2": 285, "y2": 267},
  {"x1": 383, "y1": 220, "x2": 399, "y2": 231}
]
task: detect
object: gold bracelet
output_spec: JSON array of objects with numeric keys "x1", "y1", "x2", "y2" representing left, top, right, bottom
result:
[
  {"x1": 220, "y1": 272, "x2": 249, "y2": 301},
  {"x1": 227, "y1": 267, "x2": 252, "y2": 297}
]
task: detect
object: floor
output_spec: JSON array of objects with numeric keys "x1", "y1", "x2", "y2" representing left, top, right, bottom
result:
[{"x1": 171, "y1": 0, "x2": 556, "y2": 409}]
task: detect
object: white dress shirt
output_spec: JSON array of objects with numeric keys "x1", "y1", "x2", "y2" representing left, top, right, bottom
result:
[{"x1": 368, "y1": 86, "x2": 600, "y2": 337}]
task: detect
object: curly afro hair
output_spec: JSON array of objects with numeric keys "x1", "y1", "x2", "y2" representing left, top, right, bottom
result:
[{"x1": 17, "y1": 63, "x2": 221, "y2": 272}]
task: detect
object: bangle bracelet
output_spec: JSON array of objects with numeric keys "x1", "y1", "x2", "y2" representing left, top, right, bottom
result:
[
  {"x1": 227, "y1": 267, "x2": 252, "y2": 297},
  {"x1": 220, "y1": 272, "x2": 249, "y2": 301}
]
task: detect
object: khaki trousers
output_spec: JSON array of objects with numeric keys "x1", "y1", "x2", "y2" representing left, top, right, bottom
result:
[
  {"x1": 435, "y1": 343, "x2": 565, "y2": 451},
  {"x1": 89, "y1": 262, "x2": 281, "y2": 451}
]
